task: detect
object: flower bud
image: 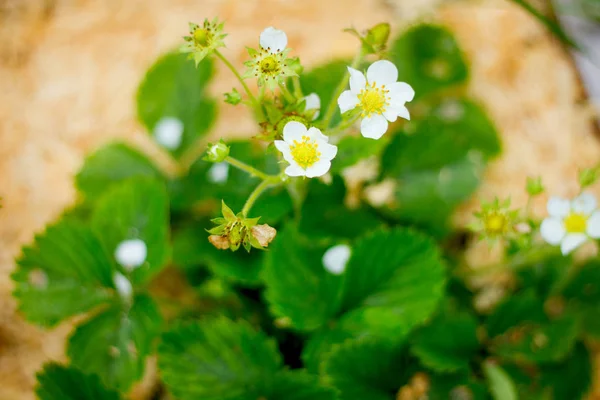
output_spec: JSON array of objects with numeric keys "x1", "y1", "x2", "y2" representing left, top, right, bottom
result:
[
  {"x1": 204, "y1": 140, "x2": 230, "y2": 163},
  {"x1": 224, "y1": 88, "x2": 242, "y2": 105},
  {"x1": 526, "y1": 176, "x2": 544, "y2": 196},
  {"x1": 364, "y1": 23, "x2": 390, "y2": 52}
]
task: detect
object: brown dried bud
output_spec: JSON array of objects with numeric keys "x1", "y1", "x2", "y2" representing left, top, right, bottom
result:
[
  {"x1": 251, "y1": 224, "x2": 277, "y2": 247},
  {"x1": 208, "y1": 235, "x2": 230, "y2": 250}
]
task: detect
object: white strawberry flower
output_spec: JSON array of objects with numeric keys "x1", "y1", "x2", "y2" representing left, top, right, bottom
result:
[
  {"x1": 540, "y1": 193, "x2": 600, "y2": 255},
  {"x1": 338, "y1": 60, "x2": 414, "y2": 140},
  {"x1": 322, "y1": 244, "x2": 351, "y2": 275},
  {"x1": 303, "y1": 93, "x2": 321, "y2": 120},
  {"x1": 274, "y1": 121, "x2": 337, "y2": 178},
  {"x1": 244, "y1": 27, "x2": 296, "y2": 90},
  {"x1": 114, "y1": 239, "x2": 147, "y2": 272}
]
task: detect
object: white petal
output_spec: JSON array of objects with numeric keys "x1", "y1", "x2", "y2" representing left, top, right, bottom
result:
[
  {"x1": 572, "y1": 192, "x2": 597, "y2": 215},
  {"x1": 115, "y1": 239, "x2": 147, "y2": 271},
  {"x1": 304, "y1": 93, "x2": 320, "y2": 111},
  {"x1": 338, "y1": 90, "x2": 359, "y2": 114},
  {"x1": 587, "y1": 210, "x2": 600, "y2": 238},
  {"x1": 388, "y1": 81, "x2": 415, "y2": 103},
  {"x1": 305, "y1": 159, "x2": 331, "y2": 178},
  {"x1": 360, "y1": 114, "x2": 389, "y2": 140},
  {"x1": 322, "y1": 244, "x2": 352, "y2": 275},
  {"x1": 282, "y1": 121, "x2": 307, "y2": 143},
  {"x1": 396, "y1": 105, "x2": 410, "y2": 120},
  {"x1": 260, "y1": 26, "x2": 287, "y2": 53},
  {"x1": 366, "y1": 60, "x2": 398, "y2": 86},
  {"x1": 560, "y1": 233, "x2": 588, "y2": 255},
  {"x1": 319, "y1": 142, "x2": 338, "y2": 160},
  {"x1": 207, "y1": 162, "x2": 229, "y2": 184},
  {"x1": 154, "y1": 117, "x2": 184, "y2": 150},
  {"x1": 274, "y1": 140, "x2": 290, "y2": 155},
  {"x1": 383, "y1": 108, "x2": 398, "y2": 122},
  {"x1": 540, "y1": 217, "x2": 566, "y2": 245},
  {"x1": 347, "y1": 67, "x2": 366, "y2": 94},
  {"x1": 113, "y1": 272, "x2": 132, "y2": 300},
  {"x1": 285, "y1": 163, "x2": 305, "y2": 177},
  {"x1": 547, "y1": 196, "x2": 571, "y2": 218},
  {"x1": 306, "y1": 127, "x2": 329, "y2": 143}
]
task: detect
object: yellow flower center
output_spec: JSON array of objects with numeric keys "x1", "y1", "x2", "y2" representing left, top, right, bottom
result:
[
  {"x1": 484, "y1": 213, "x2": 508, "y2": 235},
  {"x1": 564, "y1": 213, "x2": 587, "y2": 233},
  {"x1": 357, "y1": 83, "x2": 389, "y2": 118},
  {"x1": 193, "y1": 28, "x2": 212, "y2": 47},
  {"x1": 260, "y1": 56, "x2": 279, "y2": 74},
  {"x1": 290, "y1": 135, "x2": 321, "y2": 169}
]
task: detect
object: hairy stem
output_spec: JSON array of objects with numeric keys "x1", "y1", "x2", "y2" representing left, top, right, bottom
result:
[
  {"x1": 225, "y1": 156, "x2": 271, "y2": 181},
  {"x1": 242, "y1": 177, "x2": 280, "y2": 216}
]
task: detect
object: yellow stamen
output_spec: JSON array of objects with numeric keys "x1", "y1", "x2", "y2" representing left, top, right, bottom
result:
[
  {"x1": 260, "y1": 56, "x2": 279, "y2": 74},
  {"x1": 357, "y1": 82, "x2": 389, "y2": 118},
  {"x1": 290, "y1": 135, "x2": 321, "y2": 169},
  {"x1": 564, "y1": 213, "x2": 587, "y2": 233}
]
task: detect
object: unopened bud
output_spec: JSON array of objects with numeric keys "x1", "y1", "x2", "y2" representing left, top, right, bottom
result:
[
  {"x1": 224, "y1": 88, "x2": 242, "y2": 105},
  {"x1": 365, "y1": 23, "x2": 390, "y2": 52},
  {"x1": 526, "y1": 176, "x2": 544, "y2": 196},
  {"x1": 204, "y1": 140, "x2": 230, "y2": 163},
  {"x1": 251, "y1": 224, "x2": 277, "y2": 247}
]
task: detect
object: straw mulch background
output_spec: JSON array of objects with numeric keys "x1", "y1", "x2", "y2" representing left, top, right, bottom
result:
[{"x1": 0, "y1": 0, "x2": 599, "y2": 398}]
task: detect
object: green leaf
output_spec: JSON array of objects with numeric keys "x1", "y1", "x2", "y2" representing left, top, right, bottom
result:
[
  {"x1": 377, "y1": 98, "x2": 500, "y2": 234},
  {"x1": 263, "y1": 225, "x2": 344, "y2": 331},
  {"x1": 390, "y1": 24, "x2": 468, "y2": 99},
  {"x1": 67, "y1": 294, "x2": 162, "y2": 391},
  {"x1": 539, "y1": 342, "x2": 592, "y2": 400},
  {"x1": 483, "y1": 362, "x2": 518, "y2": 400},
  {"x1": 12, "y1": 220, "x2": 113, "y2": 327},
  {"x1": 299, "y1": 176, "x2": 382, "y2": 241},
  {"x1": 75, "y1": 143, "x2": 164, "y2": 202},
  {"x1": 323, "y1": 339, "x2": 413, "y2": 400},
  {"x1": 172, "y1": 224, "x2": 264, "y2": 286},
  {"x1": 330, "y1": 135, "x2": 389, "y2": 175},
  {"x1": 489, "y1": 315, "x2": 579, "y2": 363},
  {"x1": 486, "y1": 291, "x2": 546, "y2": 338},
  {"x1": 137, "y1": 52, "x2": 217, "y2": 158},
  {"x1": 264, "y1": 226, "x2": 446, "y2": 369},
  {"x1": 91, "y1": 178, "x2": 170, "y2": 284},
  {"x1": 36, "y1": 363, "x2": 121, "y2": 400},
  {"x1": 158, "y1": 317, "x2": 282, "y2": 400},
  {"x1": 299, "y1": 59, "x2": 349, "y2": 125},
  {"x1": 264, "y1": 371, "x2": 337, "y2": 400},
  {"x1": 561, "y1": 259, "x2": 600, "y2": 305},
  {"x1": 411, "y1": 309, "x2": 480, "y2": 372}
]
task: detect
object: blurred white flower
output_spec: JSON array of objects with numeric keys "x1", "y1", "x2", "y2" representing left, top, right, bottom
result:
[
  {"x1": 338, "y1": 60, "x2": 414, "y2": 139},
  {"x1": 303, "y1": 93, "x2": 321, "y2": 120},
  {"x1": 540, "y1": 192, "x2": 600, "y2": 255},
  {"x1": 115, "y1": 239, "x2": 147, "y2": 271},
  {"x1": 274, "y1": 121, "x2": 337, "y2": 178},
  {"x1": 322, "y1": 244, "x2": 351, "y2": 275},
  {"x1": 208, "y1": 162, "x2": 229, "y2": 183},
  {"x1": 154, "y1": 117, "x2": 184, "y2": 150},
  {"x1": 113, "y1": 272, "x2": 132, "y2": 300}
]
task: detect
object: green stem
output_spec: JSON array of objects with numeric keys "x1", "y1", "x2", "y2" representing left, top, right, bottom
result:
[
  {"x1": 242, "y1": 178, "x2": 278, "y2": 216},
  {"x1": 326, "y1": 113, "x2": 361, "y2": 142},
  {"x1": 292, "y1": 76, "x2": 303, "y2": 99},
  {"x1": 279, "y1": 82, "x2": 295, "y2": 103},
  {"x1": 214, "y1": 50, "x2": 265, "y2": 120},
  {"x1": 321, "y1": 49, "x2": 364, "y2": 128},
  {"x1": 225, "y1": 156, "x2": 270, "y2": 180}
]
